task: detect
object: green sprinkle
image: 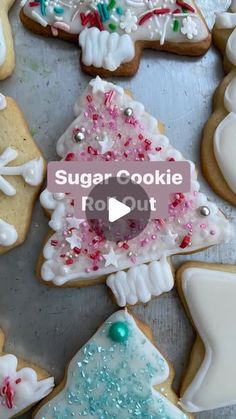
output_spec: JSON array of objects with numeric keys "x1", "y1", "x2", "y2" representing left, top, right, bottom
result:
[
  {"x1": 54, "y1": 6, "x2": 64, "y2": 14},
  {"x1": 40, "y1": 0, "x2": 46, "y2": 16},
  {"x1": 109, "y1": 23, "x2": 117, "y2": 31},
  {"x1": 116, "y1": 6, "x2": 123, "y2": 15},
  {"x1": 108, "y1": 0, "x2": 116, "y2": 10},
  {"x1": 173, "y1": 20, "x2": 180, "y2": 32},
  {"x1": 182, "y1": 8, "x2": 188, "y2": 13}
]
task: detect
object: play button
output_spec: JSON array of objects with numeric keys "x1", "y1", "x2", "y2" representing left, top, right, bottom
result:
[
  {"x1": 85, "y1": 176, "x2": 151, "y2": 243},
  {"x1": 108, "y1": 198, "x2": 131, "y2": 223}
]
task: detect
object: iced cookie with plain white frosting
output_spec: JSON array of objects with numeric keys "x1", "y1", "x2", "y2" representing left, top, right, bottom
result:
[
  {"x1": 0, "y1": 94, "x2": 45, "y2": 255},
  {"x1": 214, "y1": 0, "x2": 236, "y2": 74},
  {"x1": 20, "y1": 0, "x2": 211, "y2": 76},
  {"x1": 201, "y1": 70, "x2": 236, "y2": 205},
  {"x1": 0, "y1": 0, "x2": 16, "y2": 80},
  {"x1": 177, "y1": 261, "x2": 236, "y2": 413}
]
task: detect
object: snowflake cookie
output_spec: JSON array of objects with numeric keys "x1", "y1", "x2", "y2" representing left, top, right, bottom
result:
[
  {"x1": 33, "y1": 310, "x2": 191, "y2": 419},
  {"x1": 0, "y1": 94, "x2": 45, "y2": 255},
  {"x1": 38, "y1": 78, "x2": 231, "y2": 306},
  {"x1": 0, "y1": 0, "x2": 16, "y2": 80},
  {"x1": 20, "y1": 0, "x2": 211, "y2": 76},
  {"x1": 0, "y1": 328, "x2": 54, "y2": 418}
]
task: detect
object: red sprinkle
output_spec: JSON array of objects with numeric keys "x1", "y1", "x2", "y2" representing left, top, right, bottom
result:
[
  {"x1": 88, "y1": 146, "x2": 98, "y2": 155},
  {"x1": 139, "y1": 8, "x2": 170, "y2": 25},
  {"x1": 65, "y1": 152, "x2": 75, "y2": 161},
  {"x1": 176, "y1": 0, "x2": 195, "y2": 12},
  {"x1": 179, "y1": 235, "x2": 191, "y2": 249},
  {"x1": 29, "y1": 1, "x2": 40, "y2": 6},
  {"x1": 15, "y1": 378, "x2": 22, "y2": 385},
  {"x1": 66, "y1": 259, "x2": 74, "y2": 265},
  {"x1": 2, "y1": 379, "x2": 14, "y2": 409},
  {"x1": 51, "y1": 240, "x2": 58, "y2": 247}
]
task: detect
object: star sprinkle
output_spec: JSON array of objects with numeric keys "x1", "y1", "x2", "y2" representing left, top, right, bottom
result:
[
  {"x1": 89, "y1": 76, "x2": 107, "y2": 94},
  {"x1": 98, "y1": 134, "x2": 114, "y2": 154},
  {"x1": 103, "y1": 247, "x2": 120, "y2": 268},
  {"x1": 66, "y1": 217, "x2": 85, "y2": 229},
  {"x1": 65, "y1": 233, "x2": 82, "y2": 250}
]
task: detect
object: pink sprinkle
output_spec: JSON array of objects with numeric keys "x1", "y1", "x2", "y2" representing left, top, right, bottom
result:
[
  {"x1": 200, "y1": 223, "x2": 206, "y2": 229},
  {"x1": 131, "y1": 256, "x2": 137, "y2": 264}
]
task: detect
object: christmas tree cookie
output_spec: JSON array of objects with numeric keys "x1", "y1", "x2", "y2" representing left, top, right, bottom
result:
[
  {"x1": 34, "y1": 310, "x2": 191, "y2": 419},
  {"x1": 0, "y1": 0, "x2": 16, "y2": 80},
  {"x1": 20, "y1": 0, "x2": 211, "y2": 76},
  {"x1": 177, "y1": 261, "x2": 236, "y2": 413},
  {"x1": 0, "y1": 94, "x2": 45, "y2": 255},
  {"x1": 0, "y1": 328, "x2": 54, "y2": 418},
  {"x1": 39, "y1": 77, "x2": 231, "y2": 303}
]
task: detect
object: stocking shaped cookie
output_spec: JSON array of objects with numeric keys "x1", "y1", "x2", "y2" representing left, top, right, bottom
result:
[
  {"x1": 39, "y1": 78, "x2": 231, "y2": 305},
  {"x1": 0, "y1": 328, "x2": 54, "y2": 418},
  {"x1": 214, "y1": 0, "x2": 236, "y2": 74},
  {"x1": 0, "y1": 94, "x2": 45, "y2": 255},
  {"x1": 0, "y1": 0, "x2": 15, "y2": 80},
  {"x1": 34, "y1": 310, "x2": 191, "y2": 419},
  {"x1": 20, "y1": 0, "x2": 211, "y2": 76},
  {"x1": 177, "y1": 262, "x2": 236, "y2": 413}
]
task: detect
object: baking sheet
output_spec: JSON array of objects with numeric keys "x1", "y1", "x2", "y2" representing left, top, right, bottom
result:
[{"x1": 0, "y1": 1, "x2": 235, "y2": 418}]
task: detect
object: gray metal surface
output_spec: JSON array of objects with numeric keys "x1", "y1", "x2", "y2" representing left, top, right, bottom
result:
[{"x1": 0, "y1": 1, "x2": 235, "y2": 418}]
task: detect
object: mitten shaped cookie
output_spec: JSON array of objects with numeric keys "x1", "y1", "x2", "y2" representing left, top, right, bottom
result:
[
  {"x1": 20, "y1": 0, "x2": 211, "y2": 76},
  {"x1": 0, "y1": 94, "x2": 45, "y2": 255},
  {"x1": 0, "y1": 328, "x2": 54, "y2": 418},
  {"x1": 39, "y1": 78, "x2": 231, "y2": 305},
  {"x1": 213, "y1": 0, "x2": 236, "y2": 74},
  {"x1": 34, "y1": 310, "x2": 191, "y2": 419},
  {"x1": 0, "y1": 0, "x2": 15, "y2": 80},
  {"x1": 177, "y1": 261, "x2": 236, "y2": 413},
  {"x1": 201, "y1": 70, "x2": 236, "y2": 205}
]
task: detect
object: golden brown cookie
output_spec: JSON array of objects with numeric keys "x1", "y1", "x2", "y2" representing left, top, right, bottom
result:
[
  {"x1": 0, "y1": 94, "x2": 45, "y2": 255},
  {"x1": 20, "y1": 0, "x2": 211, "y2": 77},
  {"x1": 38, "y1": 78, "x2": 231, "y2": 290},
  {"x1": 33, "y1": 310, "x2": 192, "y2": 418}
]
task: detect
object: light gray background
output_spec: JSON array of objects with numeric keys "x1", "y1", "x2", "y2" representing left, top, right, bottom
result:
[{"x1": 0, "y1": 1, "x2": 235, "y2": 418}]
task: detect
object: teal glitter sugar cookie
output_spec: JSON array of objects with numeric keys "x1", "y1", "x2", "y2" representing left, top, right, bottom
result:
[{"x1": 33, "y1": 310, "x2": 192, "y2": 419}]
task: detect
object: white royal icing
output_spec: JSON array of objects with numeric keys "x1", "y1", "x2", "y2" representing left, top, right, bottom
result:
[
  {"x1": 215, "y1": 1, "x2": 236, "y2": 66},
  {"x1": 79, "y1": 27, "x2": 135, "y2": 71},
  {"x1": 213, "y1": 76, "x2": 236, "y2": 194},
  {"x1": 180, "y1": 267, "x2": 236, "y2": 412},
  {"x1": 0, "y1": 219, "x2": 18, "y2": 247},
  {"x1": 22, "y1": 0, "x2": 209, "y2": 71},
  {"x1": 0, "y1": 94, "x2": 6, "y2": 110},
  {"x1": 107, "y1": 257, "x2": 174, "y2": 306},
  {"x1": 0, "y1": 148, "x2": 44, "y2": 197},
  {"x1": 40, "y1": 78, "x2": 231, "y2": 286},
  {"x1": 0, "y1": 146, "x2": 44, "y2": 247},
  {"x1": 0, "y1": 353, "x2": 54, "y2": 418},
  {"x1": 214, "y1": 113, "x2": 236, "y2": 194},
  {"x1": 0, "y1": 19, "x2": 6, "y2": 67},
  {"x1": 34, "y1": 310, "x2": 187, "y2": 419}
]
